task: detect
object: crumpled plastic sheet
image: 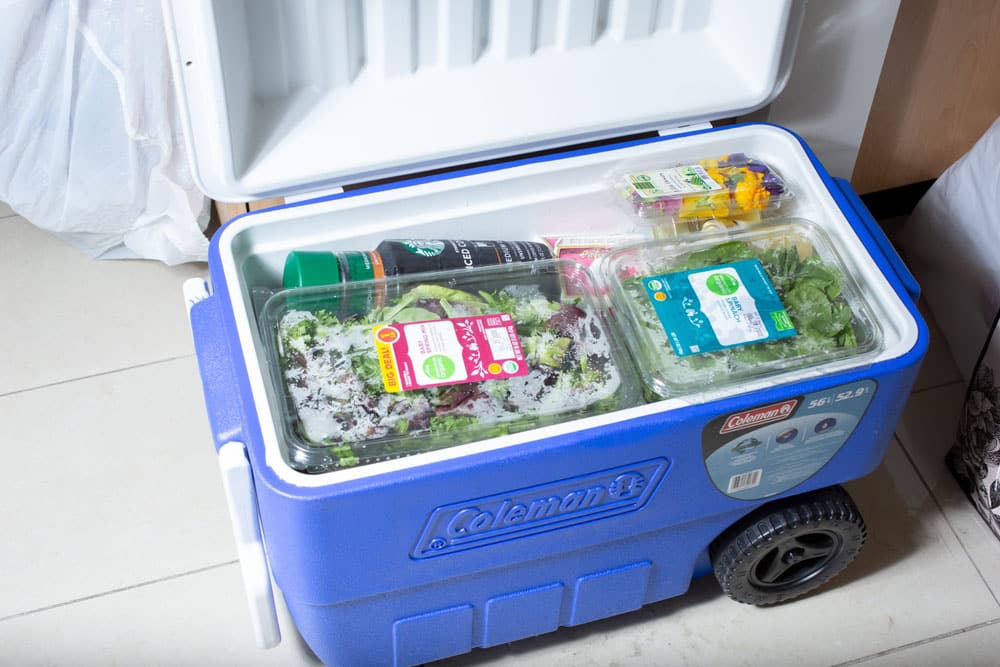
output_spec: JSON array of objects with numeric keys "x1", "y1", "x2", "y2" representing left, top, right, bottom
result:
[{"x1": 0, "y1": 0, "x2": 209, "y2": 265}]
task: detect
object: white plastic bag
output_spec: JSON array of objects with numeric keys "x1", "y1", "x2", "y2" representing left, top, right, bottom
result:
[
  {"x1": 898, "y1": 117, "x2": 1000, "y2": 380},
  {"x1": 0, "y1": 0, "x2": 209, "y2": 265}
]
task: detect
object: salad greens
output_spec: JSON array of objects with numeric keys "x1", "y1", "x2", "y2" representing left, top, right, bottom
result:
[
  {"x1": 274, "y1": 281, "x2": 627, "y2": 472},
  {"x1": 626, "y1": 237, "x2": 869, "y2": 394}
]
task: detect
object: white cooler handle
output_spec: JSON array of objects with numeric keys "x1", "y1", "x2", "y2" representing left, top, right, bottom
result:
[
  {"x1": 183, "y1": 278, "x2": 281, "y2": 649},
  {"x1": 218, "y1": 442, "x2": 281, "y2": 649}
]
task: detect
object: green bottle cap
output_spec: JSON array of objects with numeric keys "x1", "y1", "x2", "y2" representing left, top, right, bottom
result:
[{"x1": 283, "y1": 251, "x2": 343, "y2": 288}]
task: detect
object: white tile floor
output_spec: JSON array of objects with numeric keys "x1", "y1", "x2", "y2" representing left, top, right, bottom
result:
[{"x1": 2, "y1": 213, "x2": 999, "y2": 666}]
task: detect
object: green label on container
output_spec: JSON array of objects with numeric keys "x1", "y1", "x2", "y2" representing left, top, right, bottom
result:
[
  {"x1": 706, "y1": 272, "x2": 740, "y2": 296},
  {"x1": 771, "y1": 310, "x2": 795, "y2": 331},
  {"x1": 422, "y1": 354, "x2": 457, "y2": 380},
  {"x1": 342, "y1": 251, "x2": 375, "y2": 282},
  {"x1": 626, "y1": 165, "x2": 723, "y2": 200},
  {"x1": 643, "y1": 259, "x2": 797, "y2": 357}
]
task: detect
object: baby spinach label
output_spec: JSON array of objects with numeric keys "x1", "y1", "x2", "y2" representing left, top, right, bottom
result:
[{"x1": 643, "y1": 259, "x2": 796, "y2": 357}]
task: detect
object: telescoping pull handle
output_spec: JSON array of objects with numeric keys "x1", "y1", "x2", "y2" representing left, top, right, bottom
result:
[{"x1": 183, "y1": 279, "x2": 280, "y2": 649}]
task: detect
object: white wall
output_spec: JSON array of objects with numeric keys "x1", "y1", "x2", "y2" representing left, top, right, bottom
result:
[{"x1": 756, "y1": 0, "x2": 900, "y2": 180}]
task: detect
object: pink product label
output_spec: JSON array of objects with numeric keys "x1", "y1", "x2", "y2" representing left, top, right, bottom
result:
[
  {"x1": 556, "y1": 245, "x2": 612, "y2": 269},
  {"x1": 374, "y1": 315, "x2": 529, "y2": 393}
]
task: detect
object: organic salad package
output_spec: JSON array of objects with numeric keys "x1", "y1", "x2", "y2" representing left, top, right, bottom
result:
[
  {"x1": 260, "y1": 260, "x2": 639, "y2": 473},
  {"x1": 604, "y1": 219, "x2": 882, "y2": 399},
  {"x1": 613, "y1": 153, "x2": 792, "y2": 226}
]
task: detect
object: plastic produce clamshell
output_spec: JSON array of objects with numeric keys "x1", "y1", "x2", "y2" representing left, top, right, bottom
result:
[
  {"x1": 604, "y1": 218, "x2": 883, "y2": 399},
  {"x1": 611, "y1": 152, "x2": 793, "y2": 223},
  {"x1": 259, "y1": 260, "x2": 640, "y2": 473}
]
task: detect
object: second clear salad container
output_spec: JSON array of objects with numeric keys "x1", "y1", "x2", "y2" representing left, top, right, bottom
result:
[
  {"x1": 260, "y1": 260, "x2": 640, "y2": 473},
  {"x1": 604, "y1": 219, "x2": 883, "y2": 400}
]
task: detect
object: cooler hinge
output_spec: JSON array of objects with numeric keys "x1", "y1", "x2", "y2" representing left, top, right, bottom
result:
[
  {"x1": 283, "y1": 122, "x2": 715, "y2": 204},
  {"x1": 284, "y1": 186, "x2": 346, "y2": 204},
  {"x1": 657, "y1": 122, "x2": 714, "y2": 137}
]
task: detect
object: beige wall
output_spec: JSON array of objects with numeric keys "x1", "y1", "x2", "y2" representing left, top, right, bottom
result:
[{"x1": 852, "y1": 0, "x2": 1000, "y2": 193}]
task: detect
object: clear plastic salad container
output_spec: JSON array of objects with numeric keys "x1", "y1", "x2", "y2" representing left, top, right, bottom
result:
[
  {"x1": 603, "y1": 219, "x2": 882, "y2": 400},
  {"x1": 612, "y1": 153, "x2": 793, "y2": 224},
  {"x1": 259, "y1": 260, "x2": 640, "y2": 473}
]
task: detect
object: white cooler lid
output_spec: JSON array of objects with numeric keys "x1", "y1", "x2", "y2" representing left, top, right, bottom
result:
[{"x1": 163, "y1": 0, "x2": 801, "y2": 202}]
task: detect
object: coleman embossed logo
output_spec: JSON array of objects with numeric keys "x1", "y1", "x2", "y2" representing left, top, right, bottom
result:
[
  {"x1": 412, "y1": 459, "x2": 669, "y2": 558},
  {"x1": 720, "y1": 399, "x2": 798, "y2": 434}
]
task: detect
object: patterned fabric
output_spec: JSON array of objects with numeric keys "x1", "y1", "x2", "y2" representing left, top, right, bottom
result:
[{"x1": 947, "y1": 310, "x2": 1000, "y2": 538}]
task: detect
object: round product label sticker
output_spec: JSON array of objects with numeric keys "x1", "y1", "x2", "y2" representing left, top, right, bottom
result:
[
  {"x1": 422, "y1": 354, "x2": 456, "y2": 380},
  {"x1": 375, "y1": 326, "x2": 400, "y2": 344},
  {"x1": 402, "y1": 240, "x2": 446, "y2": 257},
  {"x1": 706, "y1": 272, "x2": 740, "y2": 296}
]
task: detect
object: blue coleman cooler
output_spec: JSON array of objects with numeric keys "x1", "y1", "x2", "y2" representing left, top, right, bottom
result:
[{"x1": 166, "y1": 2, "x2": 928, "y2": 665}]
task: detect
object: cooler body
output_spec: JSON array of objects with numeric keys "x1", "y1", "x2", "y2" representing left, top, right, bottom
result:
[
  {"x1": 188, "y1": 123, "x2": 927, "y2": 666},
  {"x1": 263, "y1": 369, "x2": 917, "y2": 667}
]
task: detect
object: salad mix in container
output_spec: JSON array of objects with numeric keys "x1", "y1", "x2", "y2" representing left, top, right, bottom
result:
[
  {"x1": 259, "y1": 259, "x2": 639, "y2": 473},
  {"x1": 612, "y1": 153, "x2": 792, "y2": 226},
  {"x1": 603, "y1": 219, "x2": 882, "y2": 400}
]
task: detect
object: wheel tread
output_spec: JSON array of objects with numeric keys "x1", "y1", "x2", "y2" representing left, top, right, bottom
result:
[{"x1": 710, "y1": 486, "x2": 867, "y2": 606}]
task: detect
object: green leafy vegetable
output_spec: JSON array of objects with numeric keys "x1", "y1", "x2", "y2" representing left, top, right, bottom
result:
[
  {"x1": 678, "y1": 241, "x2": 756, "y2": 270},
  {"x1": 392, "y1": 307, "x2": 441, "y2": 322},
  {"x1": 525, "y1": 333, "x2": 572, "y2": 367},
  {"x1": 351, "y1": 344, "x2": 384, "y2": 392},
  {"x1": 314, "y1": 310, "x2": 340, "y2": 327},
  {"x1": 275, "y1": 279, "x2": 626, "y2": 472},
  {"x1": 429, "y1": 414, "x2": 477, "y2": 432},
  {"x1": 478, "y1": 289, "x2": 518, "y2": 315},
  {"x1": 377, "y1": 285, "x2": 484, "y2": 322},
  {"x1": 630, "y1": 238, "x2": 866, "y2": 389},
  {"x1": 285, "y1": 317, "x2": 318, "y2": 343},
  {"x1": 331, "y1": 445, "x2": 359, "y2": 468}
]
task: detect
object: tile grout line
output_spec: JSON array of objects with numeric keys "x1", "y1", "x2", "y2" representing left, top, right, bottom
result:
[
  {"x1": 0, "y1": 354, "x2": 197, "y2": 399},
  {"x1": 893, "y1": 428, "x2": 1000, "y2": 610},
  {"x1": 0, "y1": 560, "x2": 239, "y2": 623},
  {"x1": 831, "y1": 617, "x2": 1000, "y2": 666}
]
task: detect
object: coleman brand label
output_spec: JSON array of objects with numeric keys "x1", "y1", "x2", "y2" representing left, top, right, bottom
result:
[
  {"x1": 703, "y1": 380, "x2": 877, "y2": 500},
  {"x1": 720, "y1": 399, "x2": 799, "y2": 434},
  {"x1": 411, "y1": 459, "x2": 669, "y2": 558}
]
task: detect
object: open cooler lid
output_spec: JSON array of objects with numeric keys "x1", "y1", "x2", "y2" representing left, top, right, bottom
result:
[{"x1": 163, "y1": 1, "x2": 802, "y2": 202}]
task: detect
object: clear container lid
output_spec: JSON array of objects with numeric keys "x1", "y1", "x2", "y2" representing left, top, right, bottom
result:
[
  {"x1": 611, "y1": 153, "x2": 793, "y2": 223},
  {"x1": 259, "y1": 260, "x2": 640, "y2": 473},
  {"x1": 603, "y1": 218, "x2": 883, "y2": 400}
]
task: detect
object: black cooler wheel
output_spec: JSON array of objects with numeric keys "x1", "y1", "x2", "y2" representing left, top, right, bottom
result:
[{"x1": 710, "y1": 485, "x2": 866, "y2": 606}]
